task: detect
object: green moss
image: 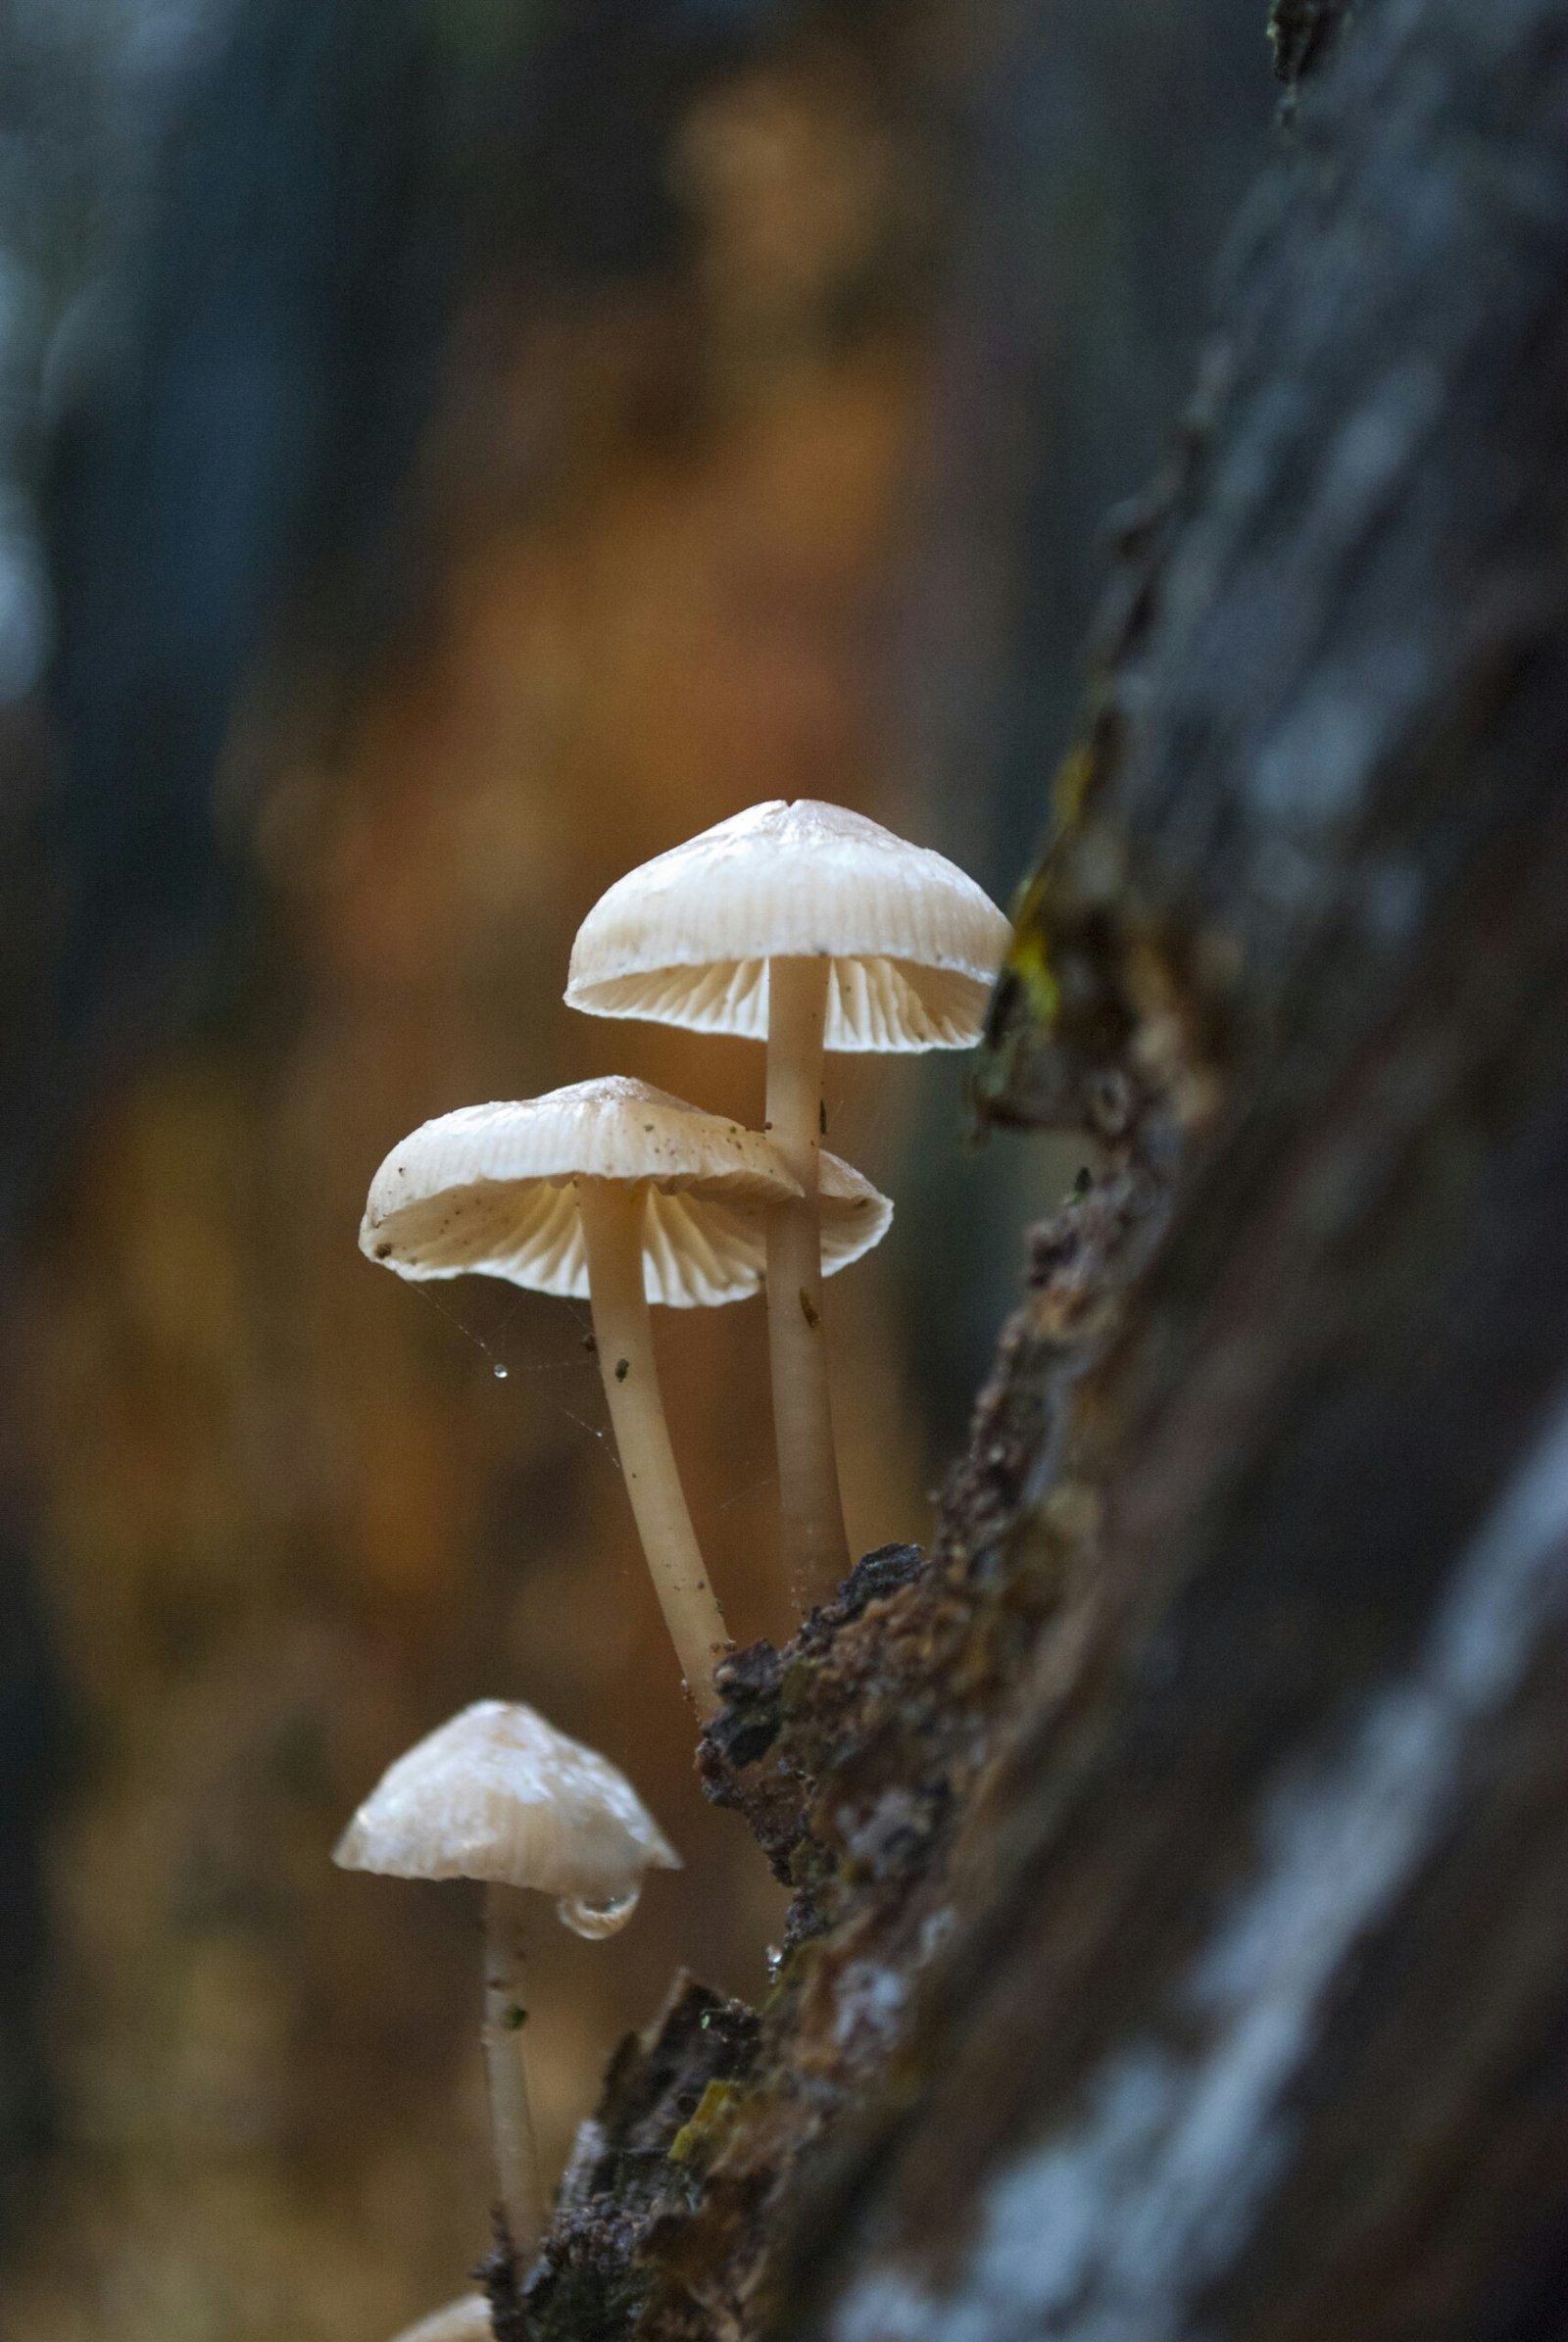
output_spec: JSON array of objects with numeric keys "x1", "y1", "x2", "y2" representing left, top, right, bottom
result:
[
  {"x1": 667, "y1": 2078, "x2": 739, "y2": 2167},
  {"x1": 760, "y1": 1940, "x2": 811, "y2": 2013},
  {"x1": 778, "y1": 1654, "x2": 818, "y2": 1715}
]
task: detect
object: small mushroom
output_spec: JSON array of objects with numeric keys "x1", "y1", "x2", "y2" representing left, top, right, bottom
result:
[
  {"x1": 335, "y1": 1700, "x2": 679, "y2": 2258},
  {"x1": 564, "y1": 802, "x2": 1010, "y2": 1592},
  {"x1": 386, "y1": 2297, "x2": 492, "y2": 2342},
  {"x1": 359, "y1": 1077, "x2": 889, "y2": 1712}
]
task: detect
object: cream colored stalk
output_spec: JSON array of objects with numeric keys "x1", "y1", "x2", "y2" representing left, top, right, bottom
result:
[
  {"x1": 577, "y1": 1177, "x2": 727, "y2": 1715},
  {"x1": 763, "y1": 956, "x2": 846, "y2": 1589},
  {"x1": 481, "y1": 1881, "x2": 546, "y2": 2252}
]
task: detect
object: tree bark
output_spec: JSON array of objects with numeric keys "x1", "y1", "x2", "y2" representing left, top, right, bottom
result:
[{"x1": 495, "y1": 3, "x2": 1568, "y2": 2337}]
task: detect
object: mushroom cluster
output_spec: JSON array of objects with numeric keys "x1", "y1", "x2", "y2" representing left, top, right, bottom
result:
[
  {"x1": 336, "y1": 801, "x2": 1007, "y2": 2327},
  {"x1": 362, "y1": 798, "x2": 1008, "y2": 1688}
]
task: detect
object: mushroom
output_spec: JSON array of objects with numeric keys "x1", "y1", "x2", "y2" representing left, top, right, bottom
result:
[
  {"x1": 335, "y1": 1699, "x2": 679, "y2": 2258},
  {"x1": 359, "y1": 1077, "x2": 890, "y2": 1712},
  {"x1": 387, "y1": 2298, "x2": 493, "y2": 2342},
  {"x1": 564, "y1": 801, "x2": 1011, "y2": 1591}
]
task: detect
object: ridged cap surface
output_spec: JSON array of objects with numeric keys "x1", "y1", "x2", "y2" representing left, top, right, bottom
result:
[
  {"x1": 360, "y1": 1077, "x2": 892, "y2": 1308},
  {"x1": 333, "y1": 1700, "x2": 680, "y2": 1898},
  {"x1": 564, "y1": 800, "x2": 1012, "y2": 1051}
]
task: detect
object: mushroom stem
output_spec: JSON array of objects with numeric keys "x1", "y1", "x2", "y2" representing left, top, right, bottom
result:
[
  {"x1": 578, "y1": 1178, "x2": 729, "y2": 1715},
  {"x1": 764, "y1": 953, "x2": 851, "y2": 1596},
  {"x1": 481, "y1": 1883, "x2": 547, "y2": 2258}
]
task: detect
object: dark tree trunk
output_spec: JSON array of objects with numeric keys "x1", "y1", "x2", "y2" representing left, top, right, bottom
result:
[{"x1": 507, "y1": 3, "x2": 1568, "y2": 2337}]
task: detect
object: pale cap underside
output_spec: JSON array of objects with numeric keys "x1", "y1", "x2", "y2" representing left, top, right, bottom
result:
[
  {"x1": 361, "y1": 1079, "x2": 892, "y2": 1308},
  {"x1": 564, "y1": 800, "x2": 1012, "y2": 1051},
  {"x1": 334, "y1": 1700, "x2": 680, "y2": 1899}
]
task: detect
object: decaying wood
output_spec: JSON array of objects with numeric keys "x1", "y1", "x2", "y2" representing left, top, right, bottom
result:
[
  {"x1": 476, "y1": 1164, "x2": 1164, "y2": 2339},
  {"x1": 477, "y1": 3, "x2": 1568, "y2": 2335}
]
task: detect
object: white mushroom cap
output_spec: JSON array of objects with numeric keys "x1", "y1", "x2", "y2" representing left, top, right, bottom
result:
[
  {"x1": 564, "y1": 800, "x2": 1012, "y2": 1051},
  {"x1": 387, "y1": 2297, "x2": 493, "y2": 2342},
  {"x1": 360, "y1": 1077, "x2": 892, "y2": 1308},
  {"x1": 334, "y1": 1701, "x2": 680, "y2": 1919}
]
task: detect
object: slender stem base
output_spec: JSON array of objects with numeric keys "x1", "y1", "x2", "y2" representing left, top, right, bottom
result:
[
  {"x1": 579, "y1": 1178, "x2": 728, "y2": 1716},
  {"x1": 481, "y1": 1883, "x2": 546, "y2": 2258},
  {"x1": 765, "y1": 954, "x2": 851, "y2": 1598}
]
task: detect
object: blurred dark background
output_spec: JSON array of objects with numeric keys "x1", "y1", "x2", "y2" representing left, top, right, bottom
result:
[{"x1": 0, "y1": 2, "x2": 1267, "y2": 2333}]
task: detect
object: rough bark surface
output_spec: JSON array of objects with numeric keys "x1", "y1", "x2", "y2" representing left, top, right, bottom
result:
[
  {"x1": 477, "y1": 1163, "x2": 1165, "y2": 2340},
  {"x1": 482, "y1": 3, "x2": 1568, "y2": 2336}
]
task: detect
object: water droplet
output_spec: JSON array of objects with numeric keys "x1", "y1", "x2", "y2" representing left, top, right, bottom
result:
[
  {"x1": 493, "y1": 1363, "x2": 509, "y2": 1381},
  {"x1": 765, "y1": 1944, "x2": 783, "y2": 1978},
  {"x1": 557, "y1": 1886, "x2": 641, "y2": 1940}
]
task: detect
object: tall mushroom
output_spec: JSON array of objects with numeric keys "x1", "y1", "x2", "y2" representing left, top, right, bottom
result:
[
  {"x1": 564, "y1": 802, "x2": 1010, "y2": 1593},
  {"x1": 334, "y1": 1699, "x2": 679, "y2": 2258},
  {"x1": 359, "y1": 1076, "x2": 891, "y2": 1712}
]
